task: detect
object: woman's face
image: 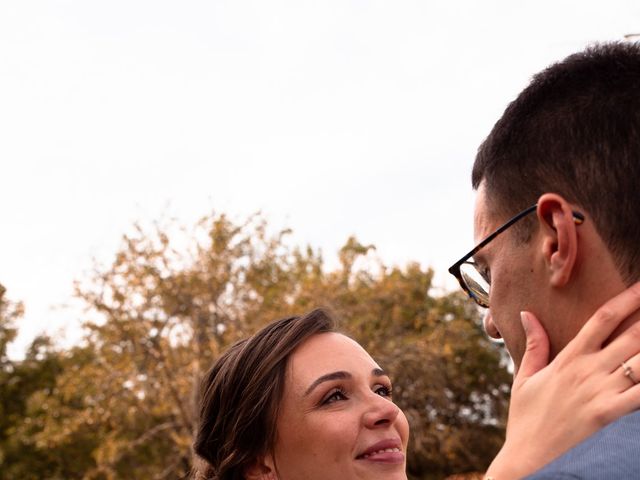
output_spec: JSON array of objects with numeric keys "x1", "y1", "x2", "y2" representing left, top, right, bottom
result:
[{"x1": 267, "y1": 332, "x2": 409, "y2": 480}]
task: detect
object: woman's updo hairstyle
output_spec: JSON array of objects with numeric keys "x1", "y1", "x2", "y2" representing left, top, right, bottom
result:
[{"x1": 193, "y1": 308, "x2": 336, "y2": 479}]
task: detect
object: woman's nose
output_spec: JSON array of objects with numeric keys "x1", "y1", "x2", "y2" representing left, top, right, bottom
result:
[{"x1": 363, "y1": 393, "x2": 400, "y2": 428}]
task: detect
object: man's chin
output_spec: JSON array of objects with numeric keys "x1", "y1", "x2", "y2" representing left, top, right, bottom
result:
[{"x1": 483, "y1": 317, "x2": 502, "y2": 340}]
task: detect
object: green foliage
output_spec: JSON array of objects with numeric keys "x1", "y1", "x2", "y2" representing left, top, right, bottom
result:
[
  {"x1": 0, "y1": 284, "x2": 21, "y2": 369},
  {"x1": 0, "y1": 214, "x2": 510, "y2": 479},
  {"x1": 0, "y1": 287, "x2": 93, "y2": 480}
]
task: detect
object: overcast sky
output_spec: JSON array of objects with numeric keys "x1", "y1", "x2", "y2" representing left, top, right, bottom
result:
[{"x1": 2, "y1": 1, "x2": 639, "y2": 358}]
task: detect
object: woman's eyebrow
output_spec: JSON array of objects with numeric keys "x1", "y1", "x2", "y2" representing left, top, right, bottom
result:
[
  {"x1": 304, "y1": 368, "x2": 388, "y2": 396},
  {"x1": 304, "y1": 371, "x2": 351, "y2": 396}
]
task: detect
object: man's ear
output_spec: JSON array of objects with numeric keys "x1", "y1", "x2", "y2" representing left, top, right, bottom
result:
[
  {"x1": 536, "y1": 193, "x2": 579, "y2": 287},
  {"x1": 243, "y1": 454, "x2": 278, "y2": 480}
]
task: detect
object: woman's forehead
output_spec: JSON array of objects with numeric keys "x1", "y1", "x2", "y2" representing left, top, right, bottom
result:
[{"x1": 286, "y1": 333, "x2": 379, "y2": 385}]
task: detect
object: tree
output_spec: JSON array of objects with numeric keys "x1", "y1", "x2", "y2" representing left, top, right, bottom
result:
[
  {"x1": 1, "y1": 214, "x2": 511, "y2": 479},
  {"x1": 0, "y1": 286, "x2": 94, "y2": 479},
  {"x1": 0, "y1": 283, "x2": 20, "y2": 371}
]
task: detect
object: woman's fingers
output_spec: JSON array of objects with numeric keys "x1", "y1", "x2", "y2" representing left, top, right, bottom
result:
[
  {"x1": 599, "y1": 349, "x2": 640, "y2": 393},
  {"x1": 594, "y1": 318, "x2": 640, "y2": 373},
  {"x1": 569, "y1": 282, "x2": 640, "y2": 353},
  {"x1": 589, "y1": 360, "x2": 640, "y2": 427},
  {"x1": 493, "y1": 286, "x2": 640, "y2": 480},
  {"x1": 516, "y1": 311, "x2": 550, "y2": 380},
  {"x1": 608, "y1": 380, "x2": 640, "y2": 421}
]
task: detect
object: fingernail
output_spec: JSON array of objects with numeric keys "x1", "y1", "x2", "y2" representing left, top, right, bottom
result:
[{"x1": 520, "y1": 311, "x2": 530, "y2": 334}]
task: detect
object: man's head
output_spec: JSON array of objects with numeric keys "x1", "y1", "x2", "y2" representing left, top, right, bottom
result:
[{"x1": 469, "y1": 42, "x2": 640, "y2": 367}]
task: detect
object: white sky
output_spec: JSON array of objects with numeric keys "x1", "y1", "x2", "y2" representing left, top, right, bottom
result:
[{"x1": 1, "y1": 1, "x2": 639, "y2": 358}]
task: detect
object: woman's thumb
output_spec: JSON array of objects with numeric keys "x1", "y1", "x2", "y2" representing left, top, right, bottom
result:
[{"x1": 516, "y1": 311, "x2": 550, "y2": 379}]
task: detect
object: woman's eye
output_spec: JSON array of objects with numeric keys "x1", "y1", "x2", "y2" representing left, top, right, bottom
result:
[
  {"x1": 322, "y1": 388, "x2": 347, "y2": 405},
  {"x1": 375, "y1": 385, "x2": 393, "y2": 398}
]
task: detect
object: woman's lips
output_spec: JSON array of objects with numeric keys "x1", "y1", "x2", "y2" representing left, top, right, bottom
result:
[
  {"x1": 357, "y1": 447, "x2": 404, "y2": 463},
  {"x1": 356, "y1": 438, "x2": 404, "y2": 464}
]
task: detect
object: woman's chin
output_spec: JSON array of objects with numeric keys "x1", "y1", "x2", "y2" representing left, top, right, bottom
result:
[{"x1": 353, "y1": 457, "x2": 407, "y2": 478}]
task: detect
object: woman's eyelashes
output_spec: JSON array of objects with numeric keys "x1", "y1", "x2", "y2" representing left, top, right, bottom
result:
[
  {"x1": 319, "y1": 382, "x2": 393, "y2": 406},
  {"x1": 375, "y1": 384, "x2": 393, "y2": 398},
  {"x1": 321, "y1": 387, "x2": 348, "y2": 405}
]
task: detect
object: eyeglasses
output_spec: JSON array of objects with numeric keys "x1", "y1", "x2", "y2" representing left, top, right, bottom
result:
[{"x1": 448, "y1": 203, "x2": 585, "y2": 308}]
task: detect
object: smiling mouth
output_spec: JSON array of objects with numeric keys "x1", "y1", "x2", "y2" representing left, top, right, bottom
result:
[
  {"x1": 356, "y1": 438, "x2": 405, "y2": 464},
  {"x1": 356, "y1": 447, "x2": 402, "y2": 460}
]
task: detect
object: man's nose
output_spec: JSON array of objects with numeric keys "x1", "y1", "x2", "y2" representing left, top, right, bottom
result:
[
  {"x1": 483, "y1": 310, "x2": 502, "y2": 339},
  {"x1": 363, "y1": 393, "x2": 400, "y2": 429}
]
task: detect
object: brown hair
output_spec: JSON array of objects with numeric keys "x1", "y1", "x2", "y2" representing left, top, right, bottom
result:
[
  {"x1": 192, "y1": 308, "x2": 336, "y2": 480},
  {"x1": 472, "y1": 42, "x2": 640, "y2": 282}
]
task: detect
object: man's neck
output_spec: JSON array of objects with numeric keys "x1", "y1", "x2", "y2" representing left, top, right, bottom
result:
[{"x1": 549, "y1": 252, "x2": 633, "y2": 357}]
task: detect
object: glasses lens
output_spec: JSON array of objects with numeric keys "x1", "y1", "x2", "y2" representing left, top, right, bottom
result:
[{"x1": 459, "y1": 262, "x2": 490, "y2": 307}]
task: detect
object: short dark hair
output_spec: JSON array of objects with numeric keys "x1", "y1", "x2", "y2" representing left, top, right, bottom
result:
[
  {"x1": 192, "y1": 308, "x2": 336, "y2": 480},
  {"x1": 473, "y1": 42, "x2": 640, "y2": 282}
]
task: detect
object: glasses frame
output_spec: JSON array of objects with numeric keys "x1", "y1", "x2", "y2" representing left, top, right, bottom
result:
[{"x1": 448, "y1": 203, "x2": 585, "y2": 308}]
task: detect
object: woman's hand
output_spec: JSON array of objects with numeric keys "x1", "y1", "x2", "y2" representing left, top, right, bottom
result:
[{"x1": 486, "y1": 283, "x2": 640, "y2": 479}]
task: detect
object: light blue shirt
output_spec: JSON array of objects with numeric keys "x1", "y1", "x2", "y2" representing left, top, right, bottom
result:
[{"x1": 526, "y1": 410, "x2": 640, "y2": 479}]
